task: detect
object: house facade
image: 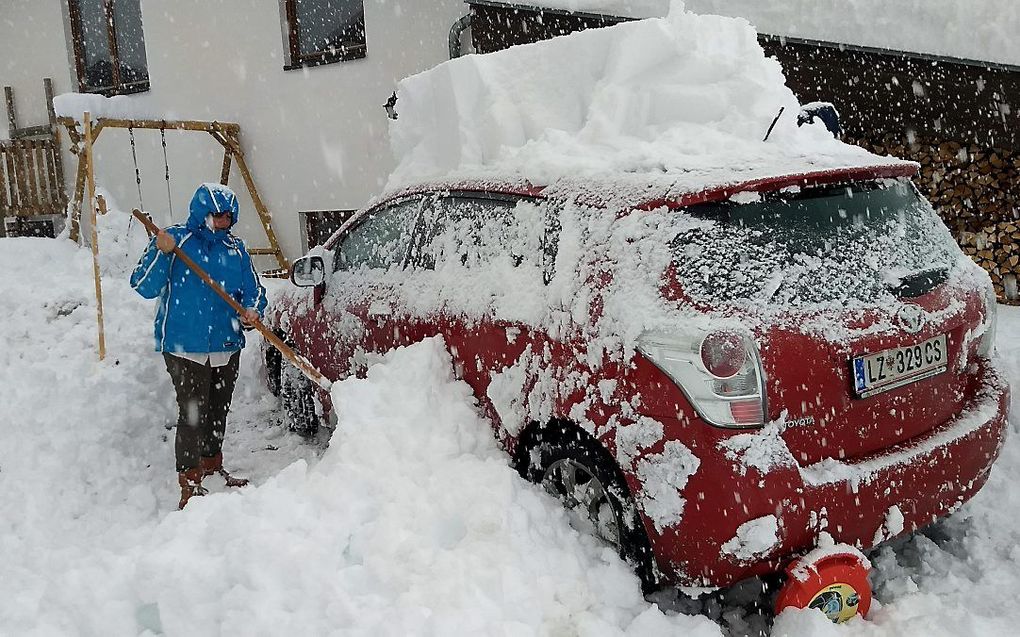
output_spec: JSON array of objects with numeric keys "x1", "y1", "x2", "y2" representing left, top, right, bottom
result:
[
  {"x1": 1, "y1": 0, "x2": 468, "y2": 261},
  {"x1": 4, "y1": 1, "x2": 1019, "y2": 301}
]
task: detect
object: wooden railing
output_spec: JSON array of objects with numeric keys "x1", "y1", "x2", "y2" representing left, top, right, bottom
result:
[{"x1": 0, "y1": 137, "x2": 67, "y2": 217}]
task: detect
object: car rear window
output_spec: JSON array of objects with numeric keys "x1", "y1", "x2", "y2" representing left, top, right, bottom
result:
[{"x1": 671, "y1": 179, "x2": 961, "y2": 307}]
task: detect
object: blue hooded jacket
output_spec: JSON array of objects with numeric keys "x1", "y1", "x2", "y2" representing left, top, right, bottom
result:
[{"x1": 130, "y1": 183, "x2": 268, "y2": 354}]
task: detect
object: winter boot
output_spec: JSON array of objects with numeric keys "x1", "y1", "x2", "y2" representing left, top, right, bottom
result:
[
  {"x1": 200, "y1": 452, "x2": 249, "y2": 488},
  {"x1": 178, "y1": 467, "x2": 207, "y2": 510}
]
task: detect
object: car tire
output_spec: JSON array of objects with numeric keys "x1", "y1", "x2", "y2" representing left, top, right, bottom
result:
[
  {"x1": 518, "y1": 422, "x2": 659, "y2": 594},
  {"x1": 280, "y1": 361, "x2": 319, "y2": 436}
]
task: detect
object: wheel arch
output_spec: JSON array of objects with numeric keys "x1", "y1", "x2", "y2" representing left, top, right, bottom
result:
[{"x1": 512, "y1": 417, "x2": 661, "y2": 592}]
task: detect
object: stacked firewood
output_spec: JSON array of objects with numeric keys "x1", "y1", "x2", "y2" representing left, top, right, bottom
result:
[
  {"x1": 851, "y1": 134, "x2": 1020, "y2": 304},
  {"x1": 958, "y1": 223, "x2": 1020, "y2": 303}
]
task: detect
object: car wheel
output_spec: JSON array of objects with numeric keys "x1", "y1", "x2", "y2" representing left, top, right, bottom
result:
[
  {"x1": 280, "y1": 362, "x2": 319, "y2": 436},
  {"x1": 521, "y1": 422, "x2": 658, "y2": 593}
]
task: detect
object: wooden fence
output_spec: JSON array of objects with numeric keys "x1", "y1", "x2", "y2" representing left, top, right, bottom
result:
[{"x1": 0, "y1": 137, "x2": 67, "y2": 217}]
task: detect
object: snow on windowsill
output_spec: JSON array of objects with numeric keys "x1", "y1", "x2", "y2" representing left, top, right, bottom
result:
[{"x1": 53, "y1": 92, "x2": 182, "y2": 122}]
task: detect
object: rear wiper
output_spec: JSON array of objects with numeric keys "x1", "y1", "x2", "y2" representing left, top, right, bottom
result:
[{"x1": 887, "y1": 267, "x2": 949, "y2": 298}]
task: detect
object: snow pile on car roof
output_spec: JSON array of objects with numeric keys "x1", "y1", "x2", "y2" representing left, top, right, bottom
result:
[{"x1": 388, "y1": 1, "x2": 900, "y2": 191}]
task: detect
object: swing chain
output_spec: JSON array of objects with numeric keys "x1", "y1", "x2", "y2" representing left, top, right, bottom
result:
[
  {"x1": 128, "y1": 125, "x2": 145, "y2": 211},
  {"x1": 161, "y1": 122, "x2": 175, "y2": 220}
]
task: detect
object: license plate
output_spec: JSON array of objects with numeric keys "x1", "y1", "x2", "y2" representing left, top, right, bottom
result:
[{"x1": 851, "y1": 334, "x2": 948, "y2": 398}]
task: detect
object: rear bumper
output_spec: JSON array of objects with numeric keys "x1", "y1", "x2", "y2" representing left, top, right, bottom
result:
[{"x1": 645, "y1": 360, "x2": 1010, "y2": 587}]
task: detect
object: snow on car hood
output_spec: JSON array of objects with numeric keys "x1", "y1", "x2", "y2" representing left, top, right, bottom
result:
[{"x1": 387, "y1": 1, "x2": 905, "y2": 193}]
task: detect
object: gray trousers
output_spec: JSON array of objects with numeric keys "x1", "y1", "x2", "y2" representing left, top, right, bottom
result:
[{"x1": 163, "y1": 352, "x2": 240, "y2": 471}]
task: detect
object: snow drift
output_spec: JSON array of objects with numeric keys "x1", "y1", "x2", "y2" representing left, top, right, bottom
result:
[
  {"x1": 0, "y1": 222, "x2": 717, "y2": 635},
  {"x1": 0, "y1": 208, "x2": 1019, "y2": 636}
]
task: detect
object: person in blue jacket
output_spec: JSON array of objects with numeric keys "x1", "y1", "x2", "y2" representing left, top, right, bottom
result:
[{"x1": 130, "y1": 183, "x2": 268, "y2": 509}]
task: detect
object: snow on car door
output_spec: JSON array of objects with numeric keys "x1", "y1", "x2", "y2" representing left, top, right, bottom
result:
[
  {"x1": 321, "y1": 196, "x2": 424, "y2": 382},
  {"x1": 397, "y1": 192, "x2": 555, "y2": 447}
]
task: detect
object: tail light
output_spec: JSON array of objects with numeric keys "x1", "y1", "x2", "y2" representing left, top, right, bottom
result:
[{"x1": 637, "y1": 329, "x2": 767, "y2": 428}]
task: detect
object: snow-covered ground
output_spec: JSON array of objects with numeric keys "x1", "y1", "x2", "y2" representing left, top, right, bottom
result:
[
  {"x1": 0, "y1": 209, "x2": 1018, "y2": 636},
  {"x1": 0, "y1": 215, "x2": 717, "y2": 636},
  {"x1": 3, "y1": 5, "x2": 1019, "y2": 635}
]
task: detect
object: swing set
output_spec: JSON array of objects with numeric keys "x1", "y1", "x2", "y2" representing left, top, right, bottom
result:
[
  {"x1": 56, "y1": 114, "x2": 289, "y2": 273},
  {"x1": 57, "y1": 113, "x2": 291, "y2": 362}
]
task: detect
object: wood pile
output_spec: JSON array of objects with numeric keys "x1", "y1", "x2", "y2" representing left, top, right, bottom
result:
[
  {"x1": 851, "y1": 134, "x2": 1020, "y2": 304},
  {"x1": 959, "y1": 223, "x2": 1020, "y2": 304}
]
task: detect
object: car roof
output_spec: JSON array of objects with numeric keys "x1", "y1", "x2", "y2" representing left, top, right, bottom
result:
[
  {"x1": 323, "y1": 162, "x2": 918, "y2": 249},
  {"x1": 382, "y1": 162, "x2": 917, "y2": 207}
]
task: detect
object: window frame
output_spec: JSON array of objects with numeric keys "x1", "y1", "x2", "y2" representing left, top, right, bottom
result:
[
  {"x1": 299, "y1": 208, "x2": 357, "y2": 253},
  {"x1": 66, "y1": 0, "x2": 150, "y2": 96},
  {"x1": 283, "y1": 0, "x2": 367, "y2": 70}
]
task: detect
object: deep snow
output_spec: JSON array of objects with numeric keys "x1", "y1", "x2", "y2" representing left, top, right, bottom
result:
[
  {"x1": 8, "y1": 2, "x2": 1020, "y2": 632},
  {"x1": 0, "y1": 215, "x2": 716, "y2": 635},
  {"x1": 0, "y1": 207, "x2": 1018, "y2": 636},
  {"x1": 388, "y1": 3, "x2": 897, "y2": 193}
]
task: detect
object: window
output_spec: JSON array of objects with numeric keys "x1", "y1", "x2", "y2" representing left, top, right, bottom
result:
[
  {"x1": 299, "y1": 209, "x2": 357, "y2": 252},
  {"x1": 67, "y1": 0, "x2": 149, "y2": 95},
  {"x1": 670, "y1": 180, "x2": 959, "y2": 306},
  {"x1": 413, "y1": 195, "x2": 549, "y2": 279},
  {"x1": 334, "y1": 199, "x2": 420, "y2": 272},
  {"x1": 284, "y1": 0, "x2": 367, "y2": 69}
]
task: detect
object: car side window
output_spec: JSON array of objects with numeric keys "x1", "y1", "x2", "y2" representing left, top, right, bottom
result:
[
  {"x1": 334, "y1": 198, "x2": 421, "y2": 272},
  {"x1": 412, "y1": 195, "x2": 547, "y2": 277}
]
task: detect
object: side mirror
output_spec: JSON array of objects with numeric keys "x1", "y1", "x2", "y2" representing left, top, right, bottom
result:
[{"x1": 290, "y1": 255, "x2": 325, "y2": 287}]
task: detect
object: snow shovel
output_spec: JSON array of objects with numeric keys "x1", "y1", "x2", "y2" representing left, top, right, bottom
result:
[{"x1": 131, "y1": 209, "x2": 333, "y2": 391}]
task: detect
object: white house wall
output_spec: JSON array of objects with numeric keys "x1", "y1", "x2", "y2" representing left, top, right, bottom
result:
[
  {"x1": 0, "y1": 0, "x2": 75, "y2": 135},
  {"x1": 1, "y1": 0, "x2": 468, "y2": 262}
]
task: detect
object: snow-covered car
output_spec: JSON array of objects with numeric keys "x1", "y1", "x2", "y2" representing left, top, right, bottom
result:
[{"x1": 265, "y1": 161, "x2": 1010, "y2": 607}]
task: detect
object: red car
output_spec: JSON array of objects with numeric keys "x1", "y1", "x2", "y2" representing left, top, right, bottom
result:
[{"x1": 266, "y1": 162, "x2": 1009, "y2": 618}]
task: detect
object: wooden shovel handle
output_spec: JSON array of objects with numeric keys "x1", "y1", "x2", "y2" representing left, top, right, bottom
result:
[{"x1": 131, "y1": 209, "x2": 332, "y2": 390}]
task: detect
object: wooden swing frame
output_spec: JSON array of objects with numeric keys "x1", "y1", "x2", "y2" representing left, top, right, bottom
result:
[{"x1": 57, "y1": 115, "x2": 289, "y2": 273}]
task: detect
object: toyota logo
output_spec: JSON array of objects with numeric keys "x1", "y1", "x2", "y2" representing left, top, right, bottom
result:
[{"x1": 896, "y1": 304, "x2": 926, "y2": 333}]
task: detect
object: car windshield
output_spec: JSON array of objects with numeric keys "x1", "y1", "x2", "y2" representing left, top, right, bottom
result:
[{"x1": 670, "y1": 179, "x2": 961, "y2": 307}]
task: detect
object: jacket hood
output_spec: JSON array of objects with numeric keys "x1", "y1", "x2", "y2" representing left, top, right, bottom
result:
[{"x1": 187, "y1": 183, "x2": 239, "y2": 233}]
